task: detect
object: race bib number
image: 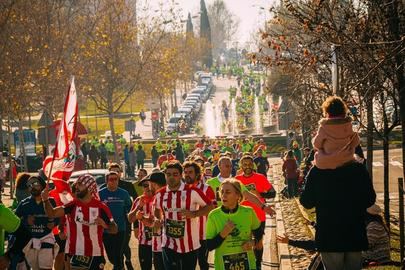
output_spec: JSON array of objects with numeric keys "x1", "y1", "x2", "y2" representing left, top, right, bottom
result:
[
  {"x1": 223, "y1": 252, "x2": 249, "y2": 270},
  {"x1": 144, "y1": 226, "x2": 153, "y2": 241},
  {"x1": 165, "y1": 219, "x2": 185, "y2": 238},
  {"x1": 245, "y1": 184, "x2": 256, "y2": 192},
  {"x1": 70, "y1": 255, "x2": 93, "y2": 269}
]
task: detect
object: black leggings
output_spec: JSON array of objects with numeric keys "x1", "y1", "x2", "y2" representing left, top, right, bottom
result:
[
  {"x1": 198, "y1": 240, "x2": 209, "y2": 270},
  {"x1": 153, "y1": 251, "x2": 164, "y2": 270},
  {"x1": 254, "y1": 221, "x2": 266, "y2": 270},
  {"x1": 103, "y1": 231, "x2": 125, "y2": 270},
  {"x1": 138, "y1": 244, "x2": 152, "y2": 270},
  {"x1": 123, "y1": 228, "x2": 132, "y2": 265},
  {"x1": 162, "y1": 247, "x2": 198, "y2": 270}
]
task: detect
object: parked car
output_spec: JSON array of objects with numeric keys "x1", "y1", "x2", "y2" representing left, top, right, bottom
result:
[
  {"x1": 186, "y1": 93, "x2": 204, "y2": 103},
  {"x1": 191, "y1": 88, "x2": 209, "y2": 102},
  {"x1": 179, "y1": 105, "x2": 198, "y2": 118},
  {"x1": 183, "y1": 99, "x2": 202, "y2": 112},
  {"x1": 69, "y1": 169, "x2": 109, "y2": 187},
  {"x1": 167, "y1": 116, "x2": 181, "y2": 134},
  {"x1": 198, "y1": 74, "x2": 213, "y2": 90}
]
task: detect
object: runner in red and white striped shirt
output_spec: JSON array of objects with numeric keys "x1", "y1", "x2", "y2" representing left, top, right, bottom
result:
[
  {"x1": 153, "y1": 161, "x2": 213, "y2": 270},
  {"x1": 183, "y1": 161, "x2": 216, "y2": 270},
  {"x1": 128, "y1": 178, "x2": 154, "y2": 270},
  {"x1": 42, "y1": 174, "x2": 118, "y2": 270},
  {"x1": 145, "y1": 171, "x2": 168, "y2": 270}
]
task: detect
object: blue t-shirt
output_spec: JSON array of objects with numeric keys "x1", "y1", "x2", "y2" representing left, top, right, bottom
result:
[
  {"x1": 15, "y1": 196, "x2": 58, "y2": 239},
  {"x1": 99, "y1": 187, "x2": 132, "y2": 232}
]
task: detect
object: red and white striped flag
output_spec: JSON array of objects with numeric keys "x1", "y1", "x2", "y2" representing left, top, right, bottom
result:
[{"x1": 43, "y1": 77, "x2": 78, "y2": 194}]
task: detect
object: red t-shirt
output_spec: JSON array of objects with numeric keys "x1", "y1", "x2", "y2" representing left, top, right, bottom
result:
[{"x1": 236, "y1": 173, "x2": 272, "y2": 222}]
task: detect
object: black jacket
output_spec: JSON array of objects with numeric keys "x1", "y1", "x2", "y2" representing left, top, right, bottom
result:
[{"x1": 300, "y1": 162, "x2": 376, "y2": 252}]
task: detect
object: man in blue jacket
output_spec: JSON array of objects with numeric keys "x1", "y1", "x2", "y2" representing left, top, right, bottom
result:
[
  {"x1": 15, "y1": 176, "x2": 58, "y2": 270},
  {"x1": 99, "y1": 171, "x2": 132, "y2": 270}
]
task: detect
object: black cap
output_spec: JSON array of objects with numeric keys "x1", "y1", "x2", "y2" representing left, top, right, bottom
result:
[{"x1": 139, "y1": 172, "x2": 166, "y2": 186}]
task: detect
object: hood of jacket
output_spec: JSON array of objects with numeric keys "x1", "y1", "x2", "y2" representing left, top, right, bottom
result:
[{"x1": 318, "y1": 117, "x2": 357, "y2": 141}]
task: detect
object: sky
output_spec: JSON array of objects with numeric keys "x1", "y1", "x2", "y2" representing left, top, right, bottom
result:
[{"x1": 147, "y1": 0, "x2": 278, "y2": 46}]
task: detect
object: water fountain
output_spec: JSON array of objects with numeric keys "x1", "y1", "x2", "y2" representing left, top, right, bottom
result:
[
  {"x1": 204, "y1": 100, "x2": 222, "y2": 138},
  {"x1": 231, "y1": 98, "x2": 238, "y2": 136},
  {"x1": 254, "y1": 95, "x2": 263, "y2": 134},
  {"x1": 215, "y1": 105, "x2": 222, "y2": 136}
]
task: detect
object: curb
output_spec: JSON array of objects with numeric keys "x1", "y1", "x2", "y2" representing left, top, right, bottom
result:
[{"x1": 271, "y1": 164, "x2": 293, "y2": 270}]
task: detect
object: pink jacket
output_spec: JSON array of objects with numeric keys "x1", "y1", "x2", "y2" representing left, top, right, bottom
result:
[{"x1": 312, "y1": 117, "x2": 360, "y2": 169}]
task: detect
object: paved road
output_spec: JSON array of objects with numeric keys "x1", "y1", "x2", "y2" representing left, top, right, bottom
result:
[{"x1": 371, "y1": 148, "x2": 405, "y2": 217}]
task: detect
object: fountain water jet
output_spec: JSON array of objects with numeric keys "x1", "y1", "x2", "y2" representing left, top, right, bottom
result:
[
  {"x1": 231, "y1": 98, "x2": 238, "y2": 136},
  {"x1": 254, "y1": 96, "x2": 263, "y2": 134},
  {"x1": 204, "y1": 100, "x2": 222, "y2": 138}
]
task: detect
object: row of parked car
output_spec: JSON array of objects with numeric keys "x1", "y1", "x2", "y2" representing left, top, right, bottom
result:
[{"x1": 167, "y1": 73, "x2": 214, "y2": 134}]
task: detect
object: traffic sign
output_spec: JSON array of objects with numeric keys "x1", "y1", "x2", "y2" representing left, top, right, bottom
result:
[{"x1": 38, "y1": 111, "x2": 54, "y2": 127}]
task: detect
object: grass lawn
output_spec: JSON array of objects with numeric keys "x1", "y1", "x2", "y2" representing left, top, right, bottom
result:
[
  {"x1": 80, "y1": 116, "x2": 139, "y2": 137},
  {"x1": 30, "y1": 115, "x2": 139, "y2": 138},
  {"x1": 79, "y1": 92, "x2": 147, "y2": 116}
]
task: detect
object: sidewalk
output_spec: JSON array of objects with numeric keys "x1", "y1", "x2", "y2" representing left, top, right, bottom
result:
[{"x1": 270, "y1": 160, "x2": 315, "y2": 270}]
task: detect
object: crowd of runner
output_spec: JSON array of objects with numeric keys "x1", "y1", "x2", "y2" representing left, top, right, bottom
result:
[
  {"x1": 0, "y1": 96, "x2": 395, "y2": 270},
  {"x1": 0, "y1": 135, "x2": 280, "y2": 270}
]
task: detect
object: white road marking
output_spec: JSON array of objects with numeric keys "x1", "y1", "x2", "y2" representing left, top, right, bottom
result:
[{"x1": 390, "y1": 161, "x2": 403, "y2": 168}]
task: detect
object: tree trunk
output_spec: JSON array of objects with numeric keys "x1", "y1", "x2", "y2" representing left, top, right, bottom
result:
[
  {"x1": 173, "y1": 83, "x2": 178, "y2": 111},
  {"x1": 382, "y1": 92, "x2": 390, "y2": 230},
  {"x1": 28, "y1": 111, "x2": 32, "y2": 129},
  {"x1": 108, "y1": 111, "x2": 119, "y2": 162},
  {"x1": 159, "y1": 94, "x2": 164, "y2": 131},
  {"x1": 366, "y1": 94, "x2": 374, "y2": 180},
  {"x1": 18, "y1": 120, "x2": 28, "y2": 172},
  {"x1": 0, "y1": 114, "x2": 3, "y2": 151},
  {"x1": 170, "y1": 92, "x2": 174, "y2": 115},
  {"x1": 7, "y1": 114, "x2": 13, "y2": 199}
]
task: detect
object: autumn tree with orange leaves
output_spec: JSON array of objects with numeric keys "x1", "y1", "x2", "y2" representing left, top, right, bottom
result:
[{"x1": 253, "y1": 0, "x2": 404, "y2": 228}]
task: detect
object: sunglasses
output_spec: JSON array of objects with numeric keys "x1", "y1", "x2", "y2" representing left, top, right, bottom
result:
[
  {"x1": 142, "y1": 183, "x2": 149, "y2": 188},
  {"x1": 28, "y1": 181, "x2": 42, "y2": 188}
]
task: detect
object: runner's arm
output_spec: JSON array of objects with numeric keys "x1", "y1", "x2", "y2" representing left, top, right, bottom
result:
[
  {"x1": 207, "y1": 234, "x2": 225, "y2": 251},
  {"x1": 252, "y1": 227, "x2": 264, "y2": 243},
  {"x1": 243, "y1": 190, "x2": 262, "y2": 207},
  {"x1": 260, "y1": 186, "x2": 276, "y2": 199},
  {"x1": 107, "y1": 221, "x2": 118, "y2": 234},
  {"x1": 182, "y1": 203, "x2": 215, "y2": 218},
  {"x1": 243, "y1": 190, "x2": 275, "y2": 216},
  {"x1": 288, "y1": 239, "x2": 316, "y2": 251},
  {"x1": 43, "y1": 200, "x2": 65, "y2": 218}
]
